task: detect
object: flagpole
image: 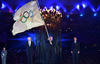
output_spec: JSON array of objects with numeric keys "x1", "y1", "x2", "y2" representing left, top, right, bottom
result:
[
  {"x1": 35, "y1": 0, "x2": 53, "y2": 45},
  {"x1": 36, "y1": 0, "x2": 50, "y2": 38},
  {"x1": 32, "y1": 0, "x2": 50, "y2": 37}
]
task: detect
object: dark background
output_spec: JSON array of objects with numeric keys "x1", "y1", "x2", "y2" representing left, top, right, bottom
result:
[{"x1": 0, "y1": 0, "x2": 100, "y2": 64}]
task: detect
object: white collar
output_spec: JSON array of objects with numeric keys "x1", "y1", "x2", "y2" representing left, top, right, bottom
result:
[{"x1": 74, "y1": 40, "x2": 77, "y2": 44}]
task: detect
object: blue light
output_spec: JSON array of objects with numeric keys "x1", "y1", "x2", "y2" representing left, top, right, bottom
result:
[
  {"x1": 1, "y1": 2, "x2": 13, "y2": 13},
  {"x1": 1, "y1": 3, "x2": 6, "y2": 9},
  {"x1": 49, "y1": 6, "x2": 53, "y2": 10},
  {"x1": 56, "y1": 5, "x2": 60, "y2": 10},
  {"x1": 82, "y1": 3, "x2": 86, "y2": 8},
  {"x1": 44, "y1": 6, "x2": 47, "y2": 10},
  {"x1": 63, "y1": 9, "x2": 67, "y2": 13},
  {"x1": 42, "y1": 7, "x2": 47, "y2": 11},
  {"x1": 10, "y1": 33, "x2": 38, "y2": 46},
  {"x1": 92, "y1": 8, "x2": 96, "y2": 12},
  {"x1": 76, "y1": 4, "x2": 80, "y2": 10},
  {"x1": 67, "y1": 15, "x2": 70, "y2": 18},
  {"x1": 94, "y1": 13, "x2": 97, "y2": 16},
  {"x1": 96, "y1": 6, "x2": 100, "y2": 12},
  {"x1": 80, "y1": 14, "x2": 83, "y2": 16},
  {"x1": 61, "y1": 39, "x2": 71, "y2": 42},
  {"x1": 15, "y1": 2, "x2": 25, "y2": 12}
]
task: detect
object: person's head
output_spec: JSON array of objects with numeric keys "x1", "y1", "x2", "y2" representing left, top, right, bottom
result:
[
  {"x1": 48, "y1": 36, "x2": 53, "y2": 42},
  {"x1": 3, "y1": 47, "x2": 6, "y2": 51},
  {"x1": 74, "y1": 37, "x2": 77, "y2": 41},
  {"x1": 28, "y1": 37, "x2": 31, "y2": 41},
  {"x1": 74, "y1": 37, "x2": 77, "y2": 43}
]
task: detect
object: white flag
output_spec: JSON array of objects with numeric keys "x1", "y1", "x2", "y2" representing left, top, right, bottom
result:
[{"x1": 12, "y1": 1, "x2": 44, "y2": 35}]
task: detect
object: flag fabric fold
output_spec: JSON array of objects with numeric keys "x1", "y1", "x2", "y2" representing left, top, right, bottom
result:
[{"x1": 12, "y1": 1, "x2": 44, "y2": 35}]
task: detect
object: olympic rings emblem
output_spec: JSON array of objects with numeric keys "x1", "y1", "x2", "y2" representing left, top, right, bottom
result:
[{"x1": 19, "y1": 10, "x2": 34, "y2": 23}]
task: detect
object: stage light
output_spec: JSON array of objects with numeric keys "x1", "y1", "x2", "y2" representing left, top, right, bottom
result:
[
  {"x1": 63, "y1": 9, "x2": 67, "y2": 12},
  {"x1": 50, "y1": 6, "x2": 53, "y2": 10},
  {"x1": 66, "y1": 15, "x2": 70, "y2": 18},
  {"x1": 42, "y1": 7, "x2": 47, "y2": 11},
  {"x1": 9, "y1": 8, "x2": 13, "y2": 13},
  {"x1": 44, "y1": 6, "x2": 47, "y2": 10},
  {"x1": 56, "y1": 5, "x2": 60, "y2": 10},
  {"x1": 96, "y1": 6, "x2": 100, "y2": 12},
  {"x1": 94, "y1": 13, "x2": 97, "y2": 16},
  {"x1": 1, "y1": 3, "x2": 6, "y2": 9},
  {"x1": 80, "y1": 13, "x2": 83, "y2": 16},
  {"x1": 82, "y1": 3, "x2": 86, "y2": 8},
  {"x1": 76, "y1": 4, "x2": 80, "y2": 10},
  {"x1": 92, "y1": 8, "x2": 96, "y2": 12}
]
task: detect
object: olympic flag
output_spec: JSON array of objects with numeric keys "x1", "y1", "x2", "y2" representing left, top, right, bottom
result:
[{"x1": 12, "y1": 1, "x2": 44, "y2": 35}]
